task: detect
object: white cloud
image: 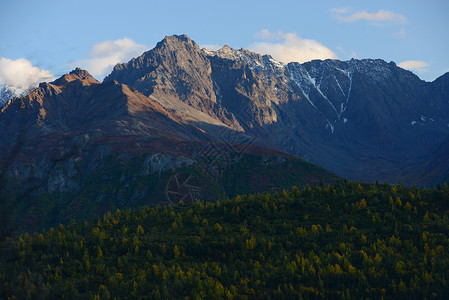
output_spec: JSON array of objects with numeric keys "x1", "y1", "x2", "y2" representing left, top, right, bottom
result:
[
  {"x1": 398, "y1": 60, "x2": 430, "y2": 73},
  {"x1": 249, "y1": 30, "x2": 338, "y2": 64},
  {"x1": 74, "y1": 38, "x2": 148, "y2": 79},
  {"x1": 254, "y1": 29, "x2": 285, "y2": 41},
  {"x1": 0, "y1": 57, "x2": 55, "y2": 95},
  {"x1": 331, "y1": 8, "x2": 407, "y2": 24}
]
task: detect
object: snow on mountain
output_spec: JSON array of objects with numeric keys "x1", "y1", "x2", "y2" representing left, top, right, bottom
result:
[
  {"x1": 203, "y1": 45, "x2": 285, "y2": 75},
  {"x1": 0, "y1": 85, "x2": 32, "y2": 107},
  {"x1": 0, "y1": 85, "x2": 13, "y2": 107}
]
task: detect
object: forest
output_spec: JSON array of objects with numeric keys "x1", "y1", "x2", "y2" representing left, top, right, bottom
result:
[{"x1": 1, "y1": 180, "x2": 448, "y2": 299}]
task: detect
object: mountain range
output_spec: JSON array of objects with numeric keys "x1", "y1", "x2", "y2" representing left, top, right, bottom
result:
[
  {"x1": 1, "y1": 34, "x2": 449, "y2": 230},
  {"x1": 103, "y1": 34, "x2": 449, "y2": 184}
]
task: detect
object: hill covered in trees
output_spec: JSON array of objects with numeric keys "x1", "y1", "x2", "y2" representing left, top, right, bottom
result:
[
  {"x1": 1, "y1": 181, "x2": 449, "y2": 299},
  {"x1": 2, "y1": 152, "x2": 339, "y2": 234}
]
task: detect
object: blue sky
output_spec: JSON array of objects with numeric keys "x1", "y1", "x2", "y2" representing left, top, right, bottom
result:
[{"x1": 1, "y1": 0, "x2": 448, "y2": 93}]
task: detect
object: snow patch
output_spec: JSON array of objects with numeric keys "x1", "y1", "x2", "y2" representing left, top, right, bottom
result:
[
  {"x1": 334, "y1": 75, "x2": 346, "y2": 97},
  {"x1": 203, "y1": 46, "x2": 285, "y2": 75},
  {"x1": 287, "y1": 67, "x2": 318, "y2": 109},
  {"x1": 299, "y1": 88, "x2": 317, "y2": 109},
  {"x1": 304, "y1": 69, "x2": 340, "y2": 119},
  {"x1": 325, "y1": 120, "x2": 335, "y2": 133},
  {"x1": 0, "y1": 84, "x2": 33, "y2": 107},
  {"x1": 269, "y1": 57, "x2": 285, "y2": 69}
]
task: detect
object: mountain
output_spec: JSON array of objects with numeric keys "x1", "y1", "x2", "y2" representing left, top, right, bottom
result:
[
  {"x1": 106, "y1": 34, "x2": 449, "y2": 185},
  {"x1": 0, "y1": 66, "x2": 339, "y2": 232},
  {"x1": 1, "y1": 34, "x2": 449, "y2": 231}
]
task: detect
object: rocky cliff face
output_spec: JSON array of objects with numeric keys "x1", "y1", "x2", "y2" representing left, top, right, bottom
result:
[
  {"x1": 104, "y1": 35, "x2": 241, "y2": 130},
  {"x1": 105, "y1": 35, "x2": 449, "y2": 184},
  {"x1": 277, "y1": 59, "x2": 449, "y2": 182}
]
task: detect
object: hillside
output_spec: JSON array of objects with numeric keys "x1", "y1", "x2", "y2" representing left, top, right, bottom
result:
[
  {"x1": 1, "y1": 181, "x2": 448, "y2": 299},
  {"x1": 1, "y1": 149, "x2": 339, "y2": 234}
]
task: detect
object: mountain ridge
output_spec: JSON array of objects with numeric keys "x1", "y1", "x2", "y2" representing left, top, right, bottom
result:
[
  {"x1": 105, "y1": 34, "x2": 449, "y2": 185},
  {"x1": 1, "y1": 34, "x2": 449, "y2": 192}
]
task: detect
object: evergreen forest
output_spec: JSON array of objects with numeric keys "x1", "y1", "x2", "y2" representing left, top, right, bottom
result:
[{"x1": 1, "y1": 181, "x2": 449, "y2": 299}]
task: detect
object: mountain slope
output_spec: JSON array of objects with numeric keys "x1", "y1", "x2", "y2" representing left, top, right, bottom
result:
[
  {"x1": 0, "y1": 67, "x2": 339, "y2": 233},
  {"x1": 106, "y1": 35, "x2": 449, "y2": 185},
  {"x1": 104, "y1": 35, "x2": 241, "y2": 130},
  {"x1": 0, "y1": 68, "x2": 213, "y2": 150}
]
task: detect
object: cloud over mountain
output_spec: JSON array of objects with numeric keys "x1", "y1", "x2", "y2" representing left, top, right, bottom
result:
[
  {"x1": 74, "y1": 38, "x2": 148, "y2": 80},
  {"x1": 249, "y1": 30, "x2": 338, "y2": 64},
  {"x1": 0, "y1": 57, "x2": 55, "y2": 95},
  {"x1": 398, "y1": 60, "x2": 430, "y2": 73}
]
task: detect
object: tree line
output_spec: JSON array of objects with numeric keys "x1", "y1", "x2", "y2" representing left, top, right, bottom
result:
[{"x1": 1, "y1": 180, "x2": 448, "y2": 299}]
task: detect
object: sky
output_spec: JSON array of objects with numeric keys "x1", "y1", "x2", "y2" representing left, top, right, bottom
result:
[{"x1": 1, "y1": 0, "x2": 448, "y2": 93}]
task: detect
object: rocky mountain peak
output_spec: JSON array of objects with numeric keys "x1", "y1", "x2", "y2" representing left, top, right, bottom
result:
[
  {"x1": 71, "y1": 67, "x2": 94, "y2": 77},
  {"x1": 105, "y1": 34, "x2": 207, "y2": 87},
  {"x1": 154, "y1": 34, "x2": 200, "y2": 53},
  {"x1": 220, "y1": 44, "x2": 232, "y2": 52},
  {"x1": 204, "y1": 44, "x2": 266, "y2": 63},
  {"x1": 104, "y1": 34, "x2": 243, "y2": 128},
  {"x1": 52, "y1": 68, "x2": 99, "y2": 87}
]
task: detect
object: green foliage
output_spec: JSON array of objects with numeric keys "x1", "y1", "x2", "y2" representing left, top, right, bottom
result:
[
  {"x1": 1, "y1": 181, "x2": 449, "y2": 299},
  {"x1": 11, "y1": 153, "x2": 339, "y2": 233},
  {"x1": 220, "y1": 154, "x2": 339, "y2": 196}
]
